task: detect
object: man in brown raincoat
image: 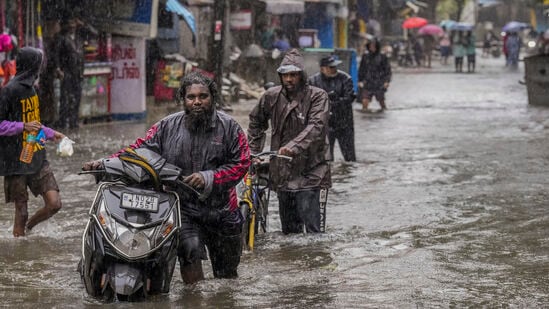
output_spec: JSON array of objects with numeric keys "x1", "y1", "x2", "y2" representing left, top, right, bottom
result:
[{"x1": 248, "y1": 49, "x2": 331, "y2": 234}]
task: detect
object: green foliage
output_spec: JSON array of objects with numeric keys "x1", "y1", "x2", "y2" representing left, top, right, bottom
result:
[
  {"x1": 436, "y1": 0, "x2": 458, "y2": 20},
  {"x1": 437, "y1": 0, "x2": 468, "y2": 21}
]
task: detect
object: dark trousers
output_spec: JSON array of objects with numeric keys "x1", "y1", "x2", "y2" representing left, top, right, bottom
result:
[
  {"x1": 329, "y1": 127, "x2": 356, "y2": 162},
  {"x1": 278, "y1": 189, "x2": 320, "y2": 234},
  {"x1": 58, "y1": 75, "x2": 82, "y2": 129},
  {"x1": 178, "y1": 207, "x2": 242, "y2": 278}
]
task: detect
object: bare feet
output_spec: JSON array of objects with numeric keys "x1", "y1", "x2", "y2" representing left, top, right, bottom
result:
[{"x1": 13, "y1": 225, "x2": 25, "y2": 237}]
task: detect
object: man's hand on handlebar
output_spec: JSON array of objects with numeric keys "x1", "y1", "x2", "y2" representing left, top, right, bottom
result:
[
  {"x1": 183, "y1": 173, "x2": 205, "y2": 189},
  {"x1": 251, "y1": 150, "x2": 293, "y2": 163},
  {"x1": 278, "y1": 146, "x2": 294, "y2": 157},
  {"x1": 82, "y1": 160, "x2": 104, "y2": 171}
]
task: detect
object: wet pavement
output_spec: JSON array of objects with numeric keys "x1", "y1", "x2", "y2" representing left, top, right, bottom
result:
[{"x1": 1, "y1": 54, "x2": 548, "y2": 307}]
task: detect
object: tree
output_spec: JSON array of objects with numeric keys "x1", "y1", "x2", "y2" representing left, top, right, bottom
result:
[
  {"x1": 455, "y1": 0, "x2": 466, "y2": 21},
  {"x1": 421, "y1": 0, "x2": 441, "y2": 21},
  {"x1": 436, "y1": 0, "x2": 466, "y2": 21}
]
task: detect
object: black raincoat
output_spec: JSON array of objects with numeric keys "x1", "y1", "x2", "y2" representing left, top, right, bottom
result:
[
  {"x1": 308, "y1": 70, "x2": 355, "y2": 130},
  {"x1": 117, "y1": 109, "x2": 250, "y2": 216},
  {"x1": 0, "y1": 47, "x2": 46, "y2": 176},
  {"x1": 358, "y1": 40, "x2": 392, "y2": 91}
]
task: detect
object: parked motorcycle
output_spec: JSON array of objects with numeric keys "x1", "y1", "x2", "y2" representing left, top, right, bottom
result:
[{"x1": 79, "y1": 148, "x2": 198, "y2": 301}]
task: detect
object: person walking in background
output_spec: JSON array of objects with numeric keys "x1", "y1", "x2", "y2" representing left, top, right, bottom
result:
[
  {"x1": 411, "y1": 36, "x2": 423, "y2": 67},
  {"x1": 272, "y1": 29, "x2": 291, "y2": 52},
  {"x1": 422, "y1": 35, "x2": 435, "y2": 68},
  {"x1": 53, "y1": 13, "x2": 96, "y2": 129},
  {"x1": 358, "y1": 38, "x2": 392, "y2": 112},
  {"x1": 248, "y1": 49, "x2": 331, "y2": 234},
  {"x1": 348, "y1": 11, "x2": 364, "y2": 56},
  {"x1": 452, "y1": 31, "x2": 466, "y2": 73},
  {"x1": 439, "y1": 26, "x2": 452, "y2": 65},
  {"x1": 482, "y1": 30, "x2": 497, "y2": 58},
  {"x1": 505, "y1": 32, "x2": 522, "y2": 70},
  {"x1": 466, "y1": 31, "x2": 477, "y2": 73},
  {"x1": 0, "y1": 47, "x2": 65, "y2": 237},
  {"x1": 309, "y1": 55, "x2": 356, "y2": 162},
  {"x1": 53, "y1": 14, "x2": 84, "y2": 129},
  {"x1": 502, "y1": 32, "x2": 509, "y2": 65},
  {"x1": 257, "y1": 23, "x2": 274, "y2": 50}
]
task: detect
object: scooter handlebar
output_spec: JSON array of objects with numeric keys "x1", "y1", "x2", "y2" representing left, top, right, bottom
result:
[
  {"x1": 78, "y1": 169, "x2": 106, "y2": 184},
  {"x1": 78, "y1": 170, "x2": 202, "y2": 198},
  {"x1": 174, "y1": 176, "x2": 202, "y2": 198}
]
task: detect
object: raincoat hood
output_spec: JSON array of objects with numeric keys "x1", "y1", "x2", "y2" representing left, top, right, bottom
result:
[
  {"x1": 14, "y1": 47, "x2": 43, "y2": 87},
  {"x1": 277, "y1": 48, "x2": 308, "y2": 89},
  {"x1": 277, "y1": 48, "x2": 304, "y2": 73},
  {"x1": 368, "y1": 38, "x2": 381, "y2": 55}
]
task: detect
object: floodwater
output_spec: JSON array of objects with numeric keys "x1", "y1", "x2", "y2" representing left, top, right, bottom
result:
[{"x1": 1, "y1": 56, "x2": 548, "y2": 307}]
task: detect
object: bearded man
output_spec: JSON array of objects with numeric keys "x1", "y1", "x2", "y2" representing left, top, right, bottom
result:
[
  {"x1": 83, "y1": 72, "x2": 250, "y2": 283},
  {"x1": 248, "y1": 49, "x2": 331, "y2": 234}
]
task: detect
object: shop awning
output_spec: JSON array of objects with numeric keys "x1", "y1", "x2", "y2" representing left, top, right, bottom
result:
[
  {"x1": 261, "y1": 0, "x2": 305, "y2": 15},
  {"x1": 304, "y1": 0, "x2": 343, "y2": 4},
  {"x1": 187, "y1": 0, "x2": 214, "y2": 5},
  {"x1": 166, "y1": 0, "x2": 196, "y2": 35},
  {"x1": 478, "y1": 0, "x2": 502, "y2": 7}
]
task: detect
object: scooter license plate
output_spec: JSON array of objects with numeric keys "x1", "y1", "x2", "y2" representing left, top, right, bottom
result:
[{"x1": 121, "y1": 192, "x2": 159, "y2": 212}]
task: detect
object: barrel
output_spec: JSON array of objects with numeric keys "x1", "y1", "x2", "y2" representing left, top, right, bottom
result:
[{"x1": 524, "y1": 54, "x2": 549, "y2": 106}]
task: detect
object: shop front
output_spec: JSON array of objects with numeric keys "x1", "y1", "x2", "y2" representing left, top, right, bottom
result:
[
  {"x1": 40, "y1": 0, "x2": 161, "y2": 121},
  {"x1": 153, "y1": 0, "x2": 199, "y2": 102},
  {"x1": 303, "y1": 0, "x2": 345, "y2": 49},
  {"x1": 82, "y1": 0, "x2": 160, "y2": 121}
]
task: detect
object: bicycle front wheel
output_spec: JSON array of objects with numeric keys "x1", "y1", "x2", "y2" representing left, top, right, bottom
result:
[
  {"x1": 241, "y1": 200, "x2": 260, "y2": 251},
  {"x1": 255, "y1": 191, "x2": 269, "y2": 234}
]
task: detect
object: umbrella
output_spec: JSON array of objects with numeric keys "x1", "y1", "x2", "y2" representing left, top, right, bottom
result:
[
  {"x1": 418, "y1": 24, "x2": 444, "y2": 36},
  {"x1": 451, "y1": 22, "x2": 474, "y2": 32},
  {"x1": 502, "y1": 21, "x2": 529, "y2": 33},
  {"x1": 439, "y1": 20, "x2": 457, "y2": 30},
  {"x1": 402, "y1": 17, "x2": 428, "y2": 29}
]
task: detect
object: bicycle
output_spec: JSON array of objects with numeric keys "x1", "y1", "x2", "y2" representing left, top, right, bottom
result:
[{"x1": 237, "y1": 151, "x2": 291, "y2": 251}]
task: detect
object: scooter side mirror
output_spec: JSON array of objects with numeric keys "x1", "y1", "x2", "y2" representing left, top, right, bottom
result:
[{"x1": 264, "y1": 82, "x2": 275, "y2": 90}]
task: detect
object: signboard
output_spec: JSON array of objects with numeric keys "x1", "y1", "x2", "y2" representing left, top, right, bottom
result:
[
  {"x1": 110, "y1": 36, "x2": 146, "y2": 118},
  {"x1": 214, "y1": 20, "x2": 223, "y2": 41},
  {"x1": 230, "y1": 10, "x2": 252, "y2": 30},
  {"x1": 85, "y1": 0, "x2": 160, "y2": 38}
]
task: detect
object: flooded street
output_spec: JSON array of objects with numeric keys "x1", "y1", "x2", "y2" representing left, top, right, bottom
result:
[{"x1": 1, "y1": 56, "x2": 548, "y2": 307}]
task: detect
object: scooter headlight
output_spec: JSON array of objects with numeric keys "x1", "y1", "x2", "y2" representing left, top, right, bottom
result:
[
  {"x1": 113, "y1": 227, "x2": 152, "y2": 258},
  {"x1": 113, "y1": 209, "x2": 175, "y2": 257}
]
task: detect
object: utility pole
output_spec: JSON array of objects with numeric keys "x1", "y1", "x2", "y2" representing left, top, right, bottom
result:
[{"x1": 208, "y1": 0, "x2": 227, "y2": 105}]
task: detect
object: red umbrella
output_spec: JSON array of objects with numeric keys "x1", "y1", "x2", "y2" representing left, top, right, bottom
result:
[
  {"x1": 418, "y1": 24, "x2": 444, "y2": 36},
  {"x1": 402, "y1": 17, "x2": 428, "y2": 29}
]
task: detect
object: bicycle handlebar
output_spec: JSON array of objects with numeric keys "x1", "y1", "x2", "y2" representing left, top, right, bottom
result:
[{"x1": 251, "y1": 151, "x2": 292, "y2": 161}]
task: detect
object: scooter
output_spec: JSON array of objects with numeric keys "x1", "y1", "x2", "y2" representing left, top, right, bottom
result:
[{"x1": 79, "y1": 148, "x2": 198, "y2": 301}]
